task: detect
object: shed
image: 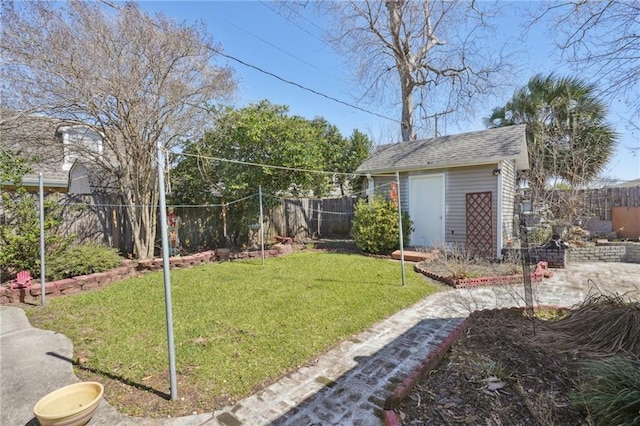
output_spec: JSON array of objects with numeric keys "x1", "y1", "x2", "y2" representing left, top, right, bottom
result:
[{"x1": 356, "y1": 124, "x2": 529, "y2": 257}]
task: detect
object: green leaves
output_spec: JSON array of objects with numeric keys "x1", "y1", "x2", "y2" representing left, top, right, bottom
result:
[
  {"x1": 169, "y1": 101, "x2": 372, "y2": 246},
  {"x1": 486, "y1": 73, "x2": 617, "y2": 196},
  {"x1": 0, "y1": 148, "x2": 32, "y2": 185},
  {"x1": 351, "y1": 196, "x2": 413, "y2": 255}
]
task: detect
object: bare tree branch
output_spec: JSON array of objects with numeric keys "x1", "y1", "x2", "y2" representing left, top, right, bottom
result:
[
  {"x1": 1, "y1": 0, "x2": 235, "y2": 258},
  {"x1": 536, "y1": 0, "x2": 640, "y2": 131},
  {"x1": 310, "y1": 0, "x2": 511, "y2": 141}
]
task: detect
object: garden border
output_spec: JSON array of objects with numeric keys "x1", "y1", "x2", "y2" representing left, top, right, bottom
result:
[{"x1": 414, "y1": 261, "x2": 551, "y2": 289}]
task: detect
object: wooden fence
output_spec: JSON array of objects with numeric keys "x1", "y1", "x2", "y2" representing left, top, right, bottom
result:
[
  {"x1": 42, "y1": 196, "x2": 358, "y2": 256},
  {"x1": 266, "y1": 197, "x2": 357, "y2": 241},
  {"x1": 581, "y1": 186, "x2": 640, "y2": 221},
  {"x1": 543, "y1": 186, "x2": 640, "y2": 221}
]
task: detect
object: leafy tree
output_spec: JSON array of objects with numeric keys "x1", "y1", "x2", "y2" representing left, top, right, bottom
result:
[
  {"x1": 171, "y1": 101, "x2": 329, "y2": 245},
  {"x1": 302, "y1": 1, "x2": 509, "y2": 141},
  {"x1": 310, "y1": 119, "x2": 373, "y2": 196},
  {"x1": 171, "y1": 101, "x2": 372, "y2": 246},
  {"x1": 0, "y1": 148, "x2": 71, "y2": 277},
  {"x1": 486, "y1": 74, "x2": 617, "y2": 209},
  {"x1": 194, "y1": 101, "x2": 329, "y2": 199},
  {"x1": 172, "y1": 101, "x2": 372, "y2": 205},
  {"x1": 1, "y1": 0, "x2": 235, "y2": 258}
]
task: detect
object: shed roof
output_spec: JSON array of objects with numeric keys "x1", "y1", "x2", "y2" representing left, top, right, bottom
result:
[{"x1": 356, "y1": 124, "x2": 529, "y2": 174}]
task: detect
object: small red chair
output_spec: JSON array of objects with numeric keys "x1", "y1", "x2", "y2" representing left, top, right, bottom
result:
[{"x1": 10, "y1": 271, "x2": 33, "y2": 289}]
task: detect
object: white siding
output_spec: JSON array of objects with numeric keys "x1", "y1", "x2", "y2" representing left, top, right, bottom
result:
[
  {"x1": 445, "y1": 165, "x2": 499, "y2": 248},
  {"x1": 501, "y1": 159, "x2": 518, "y2": 245}
]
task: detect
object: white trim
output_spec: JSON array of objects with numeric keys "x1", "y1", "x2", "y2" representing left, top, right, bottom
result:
[
  {"x1": 60, "y1": 125, "x2": 104, "y2": 171},
  {"x1": 357, "y1": 158, "x2": 528, "y2": 176},
  {"x1": 408, "y1": 173, "x2": 446, "y2": 246},
  {"x1": 496, "y1": 161, "x2": 504, "y2": 258}
]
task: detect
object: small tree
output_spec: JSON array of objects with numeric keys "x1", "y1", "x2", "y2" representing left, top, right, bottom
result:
[
  {"x1": 1, "y1": 1, "x2": 235, "y2": 258},
  {"x1": 351, "y1": 195, "x2": 412, "y2": 255},
  {"x1": 0, "y1": 149, "x2": 70, "y2": 277}
]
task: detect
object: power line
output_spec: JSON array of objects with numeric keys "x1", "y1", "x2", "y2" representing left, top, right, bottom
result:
[
  {"x1": 258, "y1": 0, "x2": 326, "y2": 45},
  {"x1": 276, "y1": 1, "x2": 327, "y2": 36},
  {"x1": 208, "y1": 45, "x2": 397, "y2": 123},
  {"x1": 97, "y1": 0, "x2": 398, "y2": 124},
  {"x1": 219, "y1": 16, "x2": 339, "y2": 80}
]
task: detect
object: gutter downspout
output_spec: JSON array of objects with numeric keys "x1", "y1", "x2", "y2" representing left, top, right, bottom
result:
[{"x1": 496, "y1": 161, "x2": 504, "y2": 258}]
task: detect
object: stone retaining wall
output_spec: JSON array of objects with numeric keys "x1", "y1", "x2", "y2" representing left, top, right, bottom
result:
[
  {"x1": 596, "y1": 241, "x2": 640, "y2": 263},
  {"x1": 569, "y1": 245, "x2": 627, "y2": 263},
  {"x1": 502, "y1": 248, "x2": 568, "y2": 268},
  {"x1": 0, "y1": 244, "x2": 294, "y2": 304},
  {"x1": 503, "y1": 241, "x2": 640, "y2": 268}
]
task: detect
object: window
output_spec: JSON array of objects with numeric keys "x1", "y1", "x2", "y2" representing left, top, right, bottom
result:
[{"x1": 61, "y1": 126, "x2": 103, "y2": 170}]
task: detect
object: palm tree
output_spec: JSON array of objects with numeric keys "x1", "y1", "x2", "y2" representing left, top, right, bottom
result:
[{"x1": 485, "y1": 74, "x2": 617, "y2": 206}]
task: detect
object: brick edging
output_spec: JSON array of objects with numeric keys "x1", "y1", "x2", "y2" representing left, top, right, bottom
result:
[
  {"x1": 414, "y1": 261, "x2": 551, "y2": 289},
  {"x1": 382, "y1": 318, "x2": 468, "y2": 425},
  {"x1": 0, "y1": 244, "x2": 295, "y2": 304}
]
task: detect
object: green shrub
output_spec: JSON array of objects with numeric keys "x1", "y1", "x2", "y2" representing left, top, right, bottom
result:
[
  {"x1": 351, "y1": 196, "x2": 413, "y2": 255},
  {"x1": 1, "y1": 148, "x2": 72, "y2": 277},
  {"x1": 527, "y1": 224, "x2": 551, "y2": 245},
  {"x1": 46, "y1": 243, "x2": 122, "y2": 280},
  {"x1": 574, "y1": 357, "x2": 640, "y2": 426}
]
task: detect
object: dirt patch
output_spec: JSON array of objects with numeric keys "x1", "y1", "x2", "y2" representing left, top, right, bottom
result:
[
  {"x1": 418, "y1": 260, "x2": 521, "y2": 280},
  {"x1": 397, "y1": 308, "x2": 599, "y2": 425}
]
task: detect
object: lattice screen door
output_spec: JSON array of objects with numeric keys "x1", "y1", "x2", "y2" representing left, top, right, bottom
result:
[{"x1": 466, "y1": 192, "x2": 494, "y2": 255}]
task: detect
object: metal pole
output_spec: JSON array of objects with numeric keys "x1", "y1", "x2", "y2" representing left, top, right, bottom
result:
[
  {"x1": 156, "y1": 144, "x2": 178, "y2": 400},
  {"x1": 259, "y1": 185, "x2": 265, "y2": 266},
  {"x1": 396, "y1": 171, "x2": 406, "y2": 287},
  {"x1": 39, "y1": 173, "x2": 46, "y2": 305}
]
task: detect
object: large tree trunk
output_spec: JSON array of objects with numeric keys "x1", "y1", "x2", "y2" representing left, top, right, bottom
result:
[
  {"x1": 122, "y1": 171, "x2": 159, "y2": 259},
  {"x1": 400, "y1": 79, "x2": 415, "y2": 141},
  {"x1": 386, "y1": 0, "x2": 416, "y2": 141}
]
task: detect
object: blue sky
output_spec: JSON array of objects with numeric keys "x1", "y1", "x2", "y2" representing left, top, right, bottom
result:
[{"x1": 137, "y1": 1, "x2": 639, "y2": 182}]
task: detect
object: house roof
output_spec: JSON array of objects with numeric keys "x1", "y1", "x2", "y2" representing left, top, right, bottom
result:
[
  {"x1": 1, "y1": 110, "x2": 116, "y2": 192},
  {"x1": 1, "y1": 111, "x2": 70, "y2": 188},
  {"x1": 356, "y1": 124, "x2": 529, "y2": 175}
]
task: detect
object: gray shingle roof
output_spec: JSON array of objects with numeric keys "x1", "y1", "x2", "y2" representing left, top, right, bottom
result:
[{"x1": 356, "y1": 124, "x2": 529, "y2": 174}]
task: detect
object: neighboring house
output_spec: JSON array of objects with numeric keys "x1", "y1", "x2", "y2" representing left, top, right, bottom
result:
[
  {"x1": 1, "y1": 111, "x2": 127, "y2": 252},
  {"x1": 356, "y1": 124, "x2": 529, "y2": 257},
  {"x1": 0, "y1": 111, "x2": 115, "y2": 194}
]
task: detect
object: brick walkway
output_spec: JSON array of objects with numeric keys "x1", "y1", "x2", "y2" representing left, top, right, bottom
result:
[{"x1": 208, "y1": 262, "x2": 640, "y2": 425}]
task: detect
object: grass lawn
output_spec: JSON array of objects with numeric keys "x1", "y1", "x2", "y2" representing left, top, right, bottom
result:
[{"x1": 26, "y1": 251, "x2": 441, "y2": 417}]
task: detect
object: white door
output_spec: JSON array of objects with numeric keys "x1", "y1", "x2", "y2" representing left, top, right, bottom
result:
[{"x1": 409, "y1": 174, "x2": 444, "y2": 247}]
